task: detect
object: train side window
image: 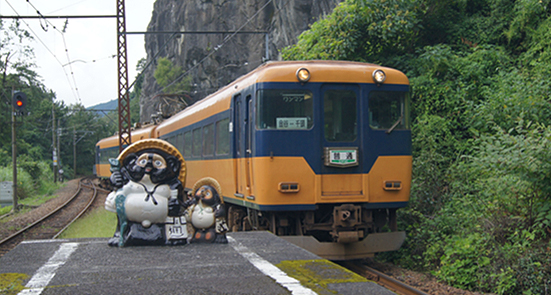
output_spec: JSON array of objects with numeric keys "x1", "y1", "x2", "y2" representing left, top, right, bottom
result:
[
  {"x1": 99, "y1": 151, "x2": 105, "y2": 164},
  {"x1": 203, "y1": 123, "x2": 215, "y2": 157},
  {"x1": 168, "y1": 136, "x2": 176, "y2": 147},
  {"x1": 177, "y1": 133, "x2": 184, "y2": 154},
  {"x1": 368, "y1": 91, "x2": 410, "y2": 130},
  {"x1": 184, "y1": 131, "x2": 192, "y2": 157},
  {"x1": 192, "y1": 128, "x2": 201, "y2": 157},
  {"x1": 110, "y1": 149, "x2": 118, "y2": 162},
  {"x1": 256, "y1": 89, "x2": 313, "y2": 130},
  {"x1": 216, "y1": 118, "x2": 230, "y2": 155},
  {"x1": 100, "y1": 148, "x2": 118, "y2": 164}
]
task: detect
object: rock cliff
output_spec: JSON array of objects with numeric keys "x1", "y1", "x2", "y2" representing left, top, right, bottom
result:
[{"x1": 139, "y1": 0, "x2": 342, "y2": 122}]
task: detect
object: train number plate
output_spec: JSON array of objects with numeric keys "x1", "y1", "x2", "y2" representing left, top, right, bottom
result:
[{"x1": 324, "y1": 147, "x2": 359, "y2": 168}]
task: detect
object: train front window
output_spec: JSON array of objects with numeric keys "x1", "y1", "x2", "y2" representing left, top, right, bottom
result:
[
  {"x1": 256, "y1": 89, "x2": 313, "y2": 130},
  {"x1": 324, "y1": 90, "x2": 357, "y2": 142},
  {"x1": 369, "y1": 91, "x2": 410, "y2": 131}
]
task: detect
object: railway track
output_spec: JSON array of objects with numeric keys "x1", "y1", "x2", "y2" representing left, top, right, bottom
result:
[
  {"x1": 340, "y1": 261, "x2": 429, "y2": 295},
  {"x1": 0, "y1": 177, "x2": 98, "y2": 257}
]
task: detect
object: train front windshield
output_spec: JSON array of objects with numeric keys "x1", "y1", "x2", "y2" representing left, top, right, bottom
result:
[
  {"x1": 324, "y1": 90, "x2": 357, "y2": 142},
  {"x1": 256, "y1": 89, "x2": 410, "y2": 132},
  {"x1": 369, "y1": 91, "x2": 410, "y2": 131},
  {"x1": 256, "y1": 90, "x2": 314, "y2": 130}
]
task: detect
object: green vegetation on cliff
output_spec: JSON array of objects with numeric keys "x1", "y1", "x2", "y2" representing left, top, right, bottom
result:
[{"x1": 283, "y1": 0, "x2": 551, "y2": 293}]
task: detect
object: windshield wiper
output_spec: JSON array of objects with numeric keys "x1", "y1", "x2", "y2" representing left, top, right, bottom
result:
[{"x1": 386, "y1": 116, "x2": 403, "y2": 134}]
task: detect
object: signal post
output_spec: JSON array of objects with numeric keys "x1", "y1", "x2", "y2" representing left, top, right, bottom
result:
[{"x1": 11, "y1": 90, "x2": 27, "y2": 212}]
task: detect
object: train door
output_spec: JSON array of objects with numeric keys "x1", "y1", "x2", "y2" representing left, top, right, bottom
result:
[
  {"x1": 234, "y1": 94, "x2": 253, "y2": 197},
  {"x1": 320, "y1": 85, "x2": 363, "y2": 198}
]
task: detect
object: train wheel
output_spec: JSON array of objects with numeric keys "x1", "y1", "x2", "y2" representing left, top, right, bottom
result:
[{"x1": 227, "y1": 206, "x2": 244, "y2": 232}]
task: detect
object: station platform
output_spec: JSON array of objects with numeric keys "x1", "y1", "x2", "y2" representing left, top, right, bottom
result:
[{"x1": 0, "y1": 231, "x2": 395, "y2": 295}]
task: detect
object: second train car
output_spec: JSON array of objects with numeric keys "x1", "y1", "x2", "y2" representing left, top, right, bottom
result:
[{"x1": 96, "y1": 60, "x2": 412, "y2": 260}]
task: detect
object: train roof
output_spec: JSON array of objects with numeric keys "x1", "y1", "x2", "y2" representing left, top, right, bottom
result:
[
  {"x1": 156, "y1": 60, "x2": 409, "y2": 136},
  {"x1": 96, "y1": 124, "x2": 158, "y2": 149},
  {"x1": 249, "y1": 60, "x2": 409, "y2": 84}
]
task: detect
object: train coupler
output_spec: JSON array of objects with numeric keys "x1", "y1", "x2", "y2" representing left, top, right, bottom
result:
[
  {"x1": 335, "y1": 231, "x2": 364, "y2": 243},
  {"x1": 331, "y1": 204, "x2": 364, "y2": 243}
]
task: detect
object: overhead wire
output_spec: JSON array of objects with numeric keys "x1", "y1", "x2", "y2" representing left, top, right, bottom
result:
[
  {"x1": 22, "y1": 0, "x2": 83, "y2": 104},
  {"x1": 45, "y1": 0, "x2": 88, "y2": 15},
  {"x1": 2, "y1": 0, "x2": 81, "y2": 104},
  {"x1": 4, "y1": 0, "x2": 288, "y2": 109},
  {"x1": 127, "y1": 0, "x2": 298, "y2": 108},
  {"x1": 154, "y1": 0, "x2": 275, "y2": 96}
]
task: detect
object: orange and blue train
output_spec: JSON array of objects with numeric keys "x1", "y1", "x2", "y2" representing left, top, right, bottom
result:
[{"x1": 95, "y1": 60, "x2": 412, "y2": 260}]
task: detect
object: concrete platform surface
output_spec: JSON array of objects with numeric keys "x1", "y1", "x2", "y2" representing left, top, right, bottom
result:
[{"x1": 0, "y1": 231, "x2": 395, "y2": 295}]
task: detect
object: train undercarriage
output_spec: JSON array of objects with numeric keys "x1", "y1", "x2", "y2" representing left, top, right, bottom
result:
[
  {"x1": 226, "y1": 203, "x2": 405, "y2": 260},
  {"x1": 99, "y1": 177, "x2": 404, "y2": 260}
]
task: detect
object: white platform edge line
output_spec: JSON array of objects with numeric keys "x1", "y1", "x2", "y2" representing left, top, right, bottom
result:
[
  {"x1": 227, "y1": 236, "x2": 317, "y2": 295},
  {"x1": 18, "y1": 242, "x2": 79, "y2": 295}
]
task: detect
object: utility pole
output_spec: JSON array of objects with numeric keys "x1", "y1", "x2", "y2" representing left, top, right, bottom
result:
[
  {"x1": 73, "y1": 126, "x2": 76, "y2": 177},
  {"x1": 72, "y1": 128, "x2": 93, "y2": 178},
  {"x1": 57, "y1": 118, "x2": 61, "y2": 180},
  {"x1": 52, "y1": 104, "x2": 58, "y2": 183}
]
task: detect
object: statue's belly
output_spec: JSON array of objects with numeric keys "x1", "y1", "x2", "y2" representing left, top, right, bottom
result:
[
  {"x1": 125, "y1": 194, "x2": 168, "y2": 224},
  {"x1": 191, "y1": 206, "x2": 215, "y2": 229}
]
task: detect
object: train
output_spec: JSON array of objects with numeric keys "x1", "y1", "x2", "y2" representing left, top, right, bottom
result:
[{"x1": 95, "y1": 60, "x2": 412, "y2": 260}]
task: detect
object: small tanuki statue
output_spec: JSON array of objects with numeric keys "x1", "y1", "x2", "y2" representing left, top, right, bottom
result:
[
  {"x1": 184, "y1": 177, "x2": 229, "y2": 243},
  {"x1": 104, "y1": 139, "x2": 187, "y2": 247}
]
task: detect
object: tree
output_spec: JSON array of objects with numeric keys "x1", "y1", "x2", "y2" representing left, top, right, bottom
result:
[
  {"x1": 153, "y1": 57, "x2": 191, "y2": 95},
  {"x1": 281, "y1": 0, "x2": 423, "y2": 65},
  {"x1": 282, "y1": 0, "x2": 551, "y2": 293}
]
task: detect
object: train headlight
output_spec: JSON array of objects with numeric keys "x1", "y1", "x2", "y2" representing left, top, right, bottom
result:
[
  {"x1": 296, "y1": 68, "x2": 310, "y2": 83},
  {"x1": 372, "y1": 69, "x2": 386, "y2": 85}
]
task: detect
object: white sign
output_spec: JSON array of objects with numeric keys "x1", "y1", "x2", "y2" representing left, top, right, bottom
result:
[
  {"x1": 0, "y1": 181, "x2": 13, "y2": 207},
  {"x1": 329, "y1": 150, "x2": 357, "y2": 166},
  {"x1": 276, "y1": 117, "x2": 308, "y2": 129},
  {"x1": 166, "y1": 216, "x2": 188, "y2": 240}
]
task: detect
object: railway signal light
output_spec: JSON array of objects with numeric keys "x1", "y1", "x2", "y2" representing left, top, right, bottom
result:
[{"x1": 12, "y1": 91, "x2": 27, "y2": 114}]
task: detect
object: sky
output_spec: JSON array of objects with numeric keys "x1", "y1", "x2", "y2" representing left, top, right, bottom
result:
[{"x1": 0, "y1": 0, "x2": 155, "y2": 108}]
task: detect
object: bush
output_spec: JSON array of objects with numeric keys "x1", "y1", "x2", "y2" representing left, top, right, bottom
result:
[
  {"x1": 423, "y1": 121, "x2": 551, "y2": 294},
  {"x1": 281, "y1": 0, "x2": 423, "y2": 62},
  {"x1": 0, "y1": 160, "x2": 58, "y2": 200},
  {"x1": 436, "y1": 233, "x2": 492, "y2": 290}
]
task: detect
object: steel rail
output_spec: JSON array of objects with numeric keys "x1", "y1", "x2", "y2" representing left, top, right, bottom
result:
[
  {"x1": 52, "y1": 179, "x2": 98, "y2": 239},
  {"x1": 340, "y1": 261, "x2": 429, "y2": 295},
  {"x1": 0, "y1": 178, "x2": 86, "y2": 247},
  {"x1": 0, "y1": 212, "x2": 13, "y2": 220}
]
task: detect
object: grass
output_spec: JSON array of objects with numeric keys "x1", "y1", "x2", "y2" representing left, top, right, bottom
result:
[
  {"x1": 1, "y1": 179, "x2": 117, "y2": 239},
  {"x1": 20, "y1": 193, "x2": 58, "y2": 207},
  {"x1": 0, "y1": 273, "x2": 28, "y2": 295},
  {"x1": 0, "y1": 206, "x2": 11, "y2": 216},
  {"x1": 0, "y1": 188, "x2": 61, "y2": 220},
  {"x1": 58, "y1": 208, "x2": 117, "y2": 239}
]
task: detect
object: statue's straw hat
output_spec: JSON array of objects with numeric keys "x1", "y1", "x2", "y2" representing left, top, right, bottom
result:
[
  {"x1": 117, "y1": 139, "x2": 186, "y2": 187},
  {"x1": 192, "y1": 177, "x2": 223, "y2": 203}
]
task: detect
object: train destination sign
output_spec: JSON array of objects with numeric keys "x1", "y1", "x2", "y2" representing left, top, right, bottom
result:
[
  {"x1": 324, "y1": 147, "x2": 359, "y2": 168},
  {"x1": 276, "y1": 117, "x2": 308, "y2": 129}
]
